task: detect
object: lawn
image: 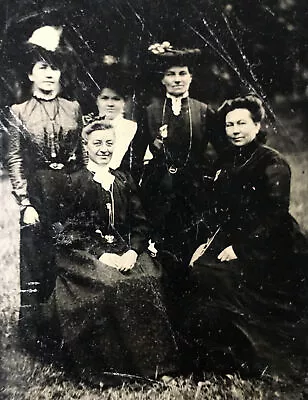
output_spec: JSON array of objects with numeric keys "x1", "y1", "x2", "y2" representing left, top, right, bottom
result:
[{"x1": 1, "y1": 132, "x2": 308, "y2": 398}]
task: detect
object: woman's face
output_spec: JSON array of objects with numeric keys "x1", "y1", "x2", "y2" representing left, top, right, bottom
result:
[
  {"x1": 28, "y1": 61, "x2": 61, "y2": 93},
  {"x1": 225, "y1": 108, "x2": 260, "y2": 147},
  {"x1": 161, "y1": 66, "x2": 192, "y2": 97},
  {"x1": 96, "y1": 88, "x2": 125, "y2": 120},
  {"x1": 86, "y1": 129, "x2": 114, "y2": 165}
]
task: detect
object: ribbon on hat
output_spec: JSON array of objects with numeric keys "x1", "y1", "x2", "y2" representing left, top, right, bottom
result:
[{"x1": 82, "y1": 113, "x2": 105, "y2": 126}]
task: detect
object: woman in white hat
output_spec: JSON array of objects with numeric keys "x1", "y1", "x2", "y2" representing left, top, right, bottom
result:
[{"x1": 6, "y1": 26, "x2": 85, "y2": 348}]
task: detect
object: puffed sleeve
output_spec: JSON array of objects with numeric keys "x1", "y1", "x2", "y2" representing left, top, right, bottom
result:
[
  {"x1": 6, "y1": 105, "x2": 29, "y2": 205},
  {"x1": 126, "y1": 173, "x2": 149, "y2": 253},
  {"x1": 232, "y1": 159, "x2": 292, "y2": 261}
]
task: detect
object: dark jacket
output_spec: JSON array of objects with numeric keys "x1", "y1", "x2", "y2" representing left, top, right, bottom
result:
[
  {"x1": 211, "y1": 140, "x2": 307, "y2": 262},
  {"x1": 52, "y1": 169, "x2": 149, "y2": 257},
  {"x1": 131, "y1": 96, "x2": 225, "y2": 182}
]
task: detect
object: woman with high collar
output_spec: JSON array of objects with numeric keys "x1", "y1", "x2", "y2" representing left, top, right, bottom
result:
[
  {"x1": 83, "y1": 57, "x2": 137, "y2": 172},
  {"x1": 183, "y1": 95, "x2": 308, "y2": 379},
  {"x1": 135, "y1": 42, "x2": 226, "y2": 268},
  {"x1": 6, "y1": 26, "x2": 85, "y2": 347},
  {"x1": 42, "y1": 122, "x2": 179, "y2": 383}
]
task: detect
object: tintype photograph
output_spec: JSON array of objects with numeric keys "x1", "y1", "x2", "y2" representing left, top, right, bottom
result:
[{"x1": 0, "y1": 1, "x2": 308, "y2": 398}]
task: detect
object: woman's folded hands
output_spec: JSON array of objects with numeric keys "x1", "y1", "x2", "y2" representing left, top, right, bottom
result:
[
  {"x1": 217, "y1": 245, "x2": 237, "y2": 262},
  {"x1": 99, "y1": 249, "x2": 138, "y2": 272}
]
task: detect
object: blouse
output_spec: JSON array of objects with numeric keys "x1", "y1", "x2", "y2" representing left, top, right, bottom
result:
[{"x1": 7, "y1": 96, "x2": 83, "y2": 204}]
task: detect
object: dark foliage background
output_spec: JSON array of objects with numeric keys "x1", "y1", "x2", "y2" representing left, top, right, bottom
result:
[
  {"x1": 0, "y1": 2, "x2": 308, "y2": 398},
  {"x1": 0, "y1": 0, "x2": 307, "y2": 107}
]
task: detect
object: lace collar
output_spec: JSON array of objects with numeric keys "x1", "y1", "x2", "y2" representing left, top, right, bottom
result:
[
  {"x1": 87, "y1": 159, "x2": 115, "y2": 191},
  {"x1": 32, "y1": 89, "x2": 59, "y2": 102}
]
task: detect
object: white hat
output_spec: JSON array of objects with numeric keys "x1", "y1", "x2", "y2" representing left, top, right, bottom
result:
[{"x1": 27, "y1": 26, "x2": 63, "y2": 52}]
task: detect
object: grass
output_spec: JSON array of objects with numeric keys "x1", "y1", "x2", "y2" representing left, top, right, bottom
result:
[{"x1": 1, "y1": 127, "x2": 307, "y2": 398}]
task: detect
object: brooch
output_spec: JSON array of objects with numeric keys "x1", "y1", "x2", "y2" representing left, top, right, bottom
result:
[
  {"x1": 95, "y1": 229, "x2": 115, "y2": 243},
  {"x1": 168, "y1": 166, "x2": 178, "y2": 174}
]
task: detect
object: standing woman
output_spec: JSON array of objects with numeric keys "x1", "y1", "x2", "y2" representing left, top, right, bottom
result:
[
  {"x1": 185, "y1": 95, "x2": 308, "y2": 379},
  {"x1": 6, "y1": 26, "x2": 84, "y2": 346},
  {"x1": 83, "y1": 57, "x2": 137, "y2": 172},
  {"x1": 135, "y1": 42, "x2": 224, "y2": 266}
]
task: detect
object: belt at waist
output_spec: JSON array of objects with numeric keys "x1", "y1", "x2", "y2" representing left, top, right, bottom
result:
[{"x1": 32, "y1": 160, "x2": 83, "y2": 172}]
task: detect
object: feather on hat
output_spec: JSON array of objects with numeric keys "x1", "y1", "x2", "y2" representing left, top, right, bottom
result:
[{"x1": 27, "y1": 26, "x2": 63, "y2": 52}]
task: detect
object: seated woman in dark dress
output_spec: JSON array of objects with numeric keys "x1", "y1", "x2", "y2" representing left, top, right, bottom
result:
[
  {"x1": 43, "y1": 121, "x2": 179, "y2": 382},
  {"x1": 183, "y1": 95, "x2": 308, "y2": 379}
]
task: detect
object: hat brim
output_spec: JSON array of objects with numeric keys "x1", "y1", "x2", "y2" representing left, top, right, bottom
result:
[{"x1": 147, "y1": 48, "x2": 201, "y2": 72}]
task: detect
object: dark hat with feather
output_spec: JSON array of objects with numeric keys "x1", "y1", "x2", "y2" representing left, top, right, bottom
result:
[{"x1": 147, "y1": 41, "x2": 201, "y2": 74}]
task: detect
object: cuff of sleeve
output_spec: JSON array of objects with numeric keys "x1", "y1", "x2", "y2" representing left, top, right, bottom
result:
[
  {"x1": 20, "y1": 198, "x2": 32, "y2": 212},
  {"x1": 21, "y1": 198, "x2": 31, "y2": 206},
  {"x1": 232, "y1": 241, "x2": 252, "y2": 262}
]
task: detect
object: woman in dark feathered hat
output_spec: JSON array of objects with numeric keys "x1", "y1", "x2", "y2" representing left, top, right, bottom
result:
[{"x1": 137, "y1": 41, "x2": 225, "y2": 268}]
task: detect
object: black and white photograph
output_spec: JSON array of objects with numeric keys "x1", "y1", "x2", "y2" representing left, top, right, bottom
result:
[{"x1": 1, "y1": 1, "x2": 308, "y2": 398}]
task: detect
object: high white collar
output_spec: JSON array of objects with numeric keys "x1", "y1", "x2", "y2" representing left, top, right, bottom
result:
[
  {"x1": 32, "y1": 89, "x2": 59, "y2": 101},
  {"x1": 87, "y1": 159, "x2": 115, "y2": 191},
  {"x1": 166, "y1": 92, "x2": 189, "y2": 116},
  {"x1": 166, "y1": 91, "x2": 189, "y2": 101}
]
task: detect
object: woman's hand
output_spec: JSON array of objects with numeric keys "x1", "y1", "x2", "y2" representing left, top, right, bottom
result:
[
  {"x1": 117, "y1": 250, "x2": 138, "y2": 272},
  {"x1": 217, "y1": 245, "x2": 238, "y2": 262},
  {"x1": 99, "y1": 250, "x2": 138, "y2": 272},
  {"x1": 23, "y1": 206, "x2": 40, "y2": 225},
  {"x1": 99, "y1": 253, "x2": 122, "y2": 268}
]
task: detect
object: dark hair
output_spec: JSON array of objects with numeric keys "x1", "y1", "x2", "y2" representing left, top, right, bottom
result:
[
  {"x1": 218, "y1": 94, "x2": 265, "y2": 123},
  {"x1": 218, "y1": 94, "x2": 267, "y2": 144},
  {"x1": 15, "y1": 44, "x2": 71, "y2": 100},
  {"x1": 90, "y1": 61, "x2": 134, "y2": 100},
  {"x1": 82, "y1": 121, "x2": 114, "y2": 141},
  {"x1": 96, "y1": 77, "x2": 128, "y2": 100},
  {"x1": 25, "y1": 44, "x2": 68, "y2": 75},
  {"x1": 159, "y1": 65, "x2": 194, "y2": 80}
]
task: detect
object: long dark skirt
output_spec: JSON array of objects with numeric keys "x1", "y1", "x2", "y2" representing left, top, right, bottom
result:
[
  {"x1": 140, "y1": 162, "x2": 211, "y2": 265},
  {"x1": 181, "y1": 251, "x2": 308, "y2": 378},
  {"x1": 18, "y1": 168, "x2": 77, "y2": 345},
  {"x1": 45, "y1": 249, "x2": 180, "y2": 378}
]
